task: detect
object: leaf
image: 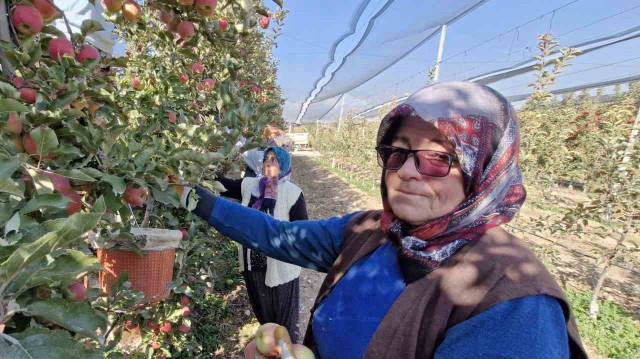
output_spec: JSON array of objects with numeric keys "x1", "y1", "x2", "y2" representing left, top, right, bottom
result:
[
  {"x1": 26, "y1": 44, "x2": 42, "y2": 67},
  {"x1": 0, "y1": 158, "x2": 22, "y2": 178},
  {"x1": 30, "y1": 127, "x2": 59, "y2": 158},
  {"x1": 0, "y1": 177, "x2": 24, "y2": 198},
  {"x1": 0, "y1": 81, "x2": 20, "y2": 99},
  {"x1": 4, "y1": 213, "x2": 20, "y2": 238},
  {"x1": 80, "y1": 20, "x2": 104, "y2": 36},
  {"x1": 133, "y1": 148, "x2": 154, "y2": 169},
  {"x1": 41, "y1": 25, "x2": 66, "y2": 38},
  {"x1": 101, "y1": 175, "x2": 126, "y2": 195},
  {"x1": 171, "y1": 149, "x2": 224, "y2": 168},
  {"x1": 272, "y1": 0, "x2": 283, "y2": 7},
  {"x1": 8, "y1": 327, "x2": 104, "y2": 359},
  {"x1": 25, "y1": 167, "x2": 54, "y2": 195},
  {"x1": 109, "y1": 270, "x2": 128, "y2": 295},
  {"x1": 56, "y1": 169, "x2": 97, "y2": 182},
  {"x1": 52, "y1": 91, "x2": 79, "y2": 109},
  {"x1": 19, "y1": 194, "x2": 71, "y2": 214},
  {"x1": 0, "y1": 99, "x2": 29, "y2": 113},
  {"x1": 79, "y1": 168, "x2": 104, "y2": 179},
  {"x1": 151, "y1": 186, "x2": 180, "y2": 207}
]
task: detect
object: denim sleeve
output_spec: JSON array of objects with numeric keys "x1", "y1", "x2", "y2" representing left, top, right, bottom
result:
[
  {"x1": 202, "y1": 195, "x2": 359, "y2": 272},
  {"x1": 434, "y1": 295, "x2": 570, "y2": 359}
]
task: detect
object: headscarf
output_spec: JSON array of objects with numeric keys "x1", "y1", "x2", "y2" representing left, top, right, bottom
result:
[
  {"x1": 378, "y1": 82, "x2": 527, "y2": 283},
  {"x1": 251, "y1": 146, "x2": 292, "y2": 215}
]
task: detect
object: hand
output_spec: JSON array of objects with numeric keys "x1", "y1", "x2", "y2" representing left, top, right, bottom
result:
[{"x1": 176, "y1": 184, "x2": 199, "y2": 211}]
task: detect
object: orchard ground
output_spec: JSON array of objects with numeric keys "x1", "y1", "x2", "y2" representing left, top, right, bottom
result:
[{"x1": 208, "y1": 151, "x2": 637, "y2": 358}]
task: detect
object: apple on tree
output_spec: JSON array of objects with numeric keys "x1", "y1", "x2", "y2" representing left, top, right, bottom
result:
[
  {"x1": 101, "y1": 0, "x2": 123, "y2": 13},
  {"x1": 195, "y1": 0, "x2": 217, "y2": 17},
  {"x1": 177, "y1": 21, "x2": 195, "y2": 39},
  {"x1": 48, "y1": 37, "x2": 74, "y2": 61},
  {"x1": 5, "y1": 112, "x2": 22, "y2": 135},
  {"x1": 11, "y1": 5, "x2": 44, "y2": 35},
  {"x1": 122, "y1": 0, "x2": 142, "y2": 22},
  {"x1": 123, "y1": 183, "x2": 147, "y2": 207},
  {"x1": 76, "y1": 44, "x2": 100, "y2": 63},
  {"x1": 218, "y1": 18, "x2": 229, "y2": 31},
  {"x1": 31, "y1": 0, "x2": 58, "y2": 22}
]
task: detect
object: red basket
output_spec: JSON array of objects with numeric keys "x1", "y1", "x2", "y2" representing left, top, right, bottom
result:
[{"x1": 97, "y1": 248, "x2": 175, "y2": 303}]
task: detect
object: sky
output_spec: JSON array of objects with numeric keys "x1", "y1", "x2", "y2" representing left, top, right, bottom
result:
[{"x1": 268, "y1": 0, "x2": 640, "y2": 123}]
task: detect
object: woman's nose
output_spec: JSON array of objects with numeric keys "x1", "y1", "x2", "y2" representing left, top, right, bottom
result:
[{"x1": 397, "y1": 153, "x2": 421, "y2": 180}]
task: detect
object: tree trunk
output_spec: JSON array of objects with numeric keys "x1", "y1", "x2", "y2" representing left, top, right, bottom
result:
[
  {"x1": 0, "y1": 0, "x2": 16, "y2": 79},
  {"x1": 588, "y1": 227, "x2": 629, "y2": 319}
]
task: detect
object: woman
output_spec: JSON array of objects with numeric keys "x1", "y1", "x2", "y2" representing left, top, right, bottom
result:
[
  {"x1": 183, "y1": 82, "x2": 587, "y2": 358},
  {"x1": 216, "y1": 146, "x2": 308, "y2": 343}
]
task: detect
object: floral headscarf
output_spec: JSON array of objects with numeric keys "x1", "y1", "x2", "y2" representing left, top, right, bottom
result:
[
  {"x1": 378, "y1": 82, "x2": 527, "y2": 283},
  {"x1": 251, "y1": 146, "x2": 292, "y2": 215}
]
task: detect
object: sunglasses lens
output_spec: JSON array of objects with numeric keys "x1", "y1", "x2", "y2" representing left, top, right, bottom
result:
[{"x1": 416, "y1": 151, "x2": 451, "y2": 177}]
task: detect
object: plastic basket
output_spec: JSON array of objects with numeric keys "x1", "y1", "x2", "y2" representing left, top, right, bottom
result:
[{"x1": 97, "y1": 248, "x2": 175, "y2": 303}]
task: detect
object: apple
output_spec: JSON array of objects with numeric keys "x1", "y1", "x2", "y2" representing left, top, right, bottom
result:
[
  {"x1": 204, "y1": 77, "x2": 216, "y2": 91},
  {"x1": 48, "y1": 37, "x2": 74, "y2": 61},
  {"x1": 178, "y1": 324, "x2": 191, "y2": 333},
  {"x1": 255, "y1": 323, "x2": 280, "y2": 357},
  {"x1": 196, "y1": 82, "x2": 204, "y2": 92},
  {"x1": 42, "y1": 171, "x2": 82, "y2": 214},
  {"x1": 123, "y1": 183, "x2": 147, "y2": 207},
  {"x1": 76, "y1": 44, "x2": 100, "y2": 63},
  {"x1": 178, "y1": 0, "x2": 194, "y2": 5},
  {"x1": 5, "y1": 112, "x2": 22, "y2": 135},
  {"x1": 122, "y1": 0, "x2": 142, "y2": 22},
  {"x1": 10, "y1": 136, "x2": 24, "y2": 153},
  {"x1": 31, "y1": 0, "x2": 57, "y2": 22},
  {"x1": 131, "y1": 76, "x2": 144, "y2": 90},
  {"x1": 160, "y1": 322, "x2": 172, "y2": 333},
  {"x1": 145, "y1": 321, "x2": 159, "y2": 332},
  {"x1": 34, "y1": 285, "x2": 52, "y2": 300},
  {"x1": 179, "y1": 228, "x2": 188, "y2": 239},
  {"x1": 158, "y1": 9, "x2": 175, "y2": 24},
  {"x1": 181, "y1": 306, "x2": 190, "y2": 316},
  {"x1": 20, "y1": 88, "x2": 37, "y2": 103},
  {"x1": 125, "y1": 320, "x2": 138, "y2": 330},
  {"x1": 101, "y1": 0, "x2": 123, "y2": 13},
  {"x1": 181, "y1": 296, "x2": 190, "y2": 306},
  {"x1": 292, "y1": 344, "x2": 316, "y2": 359},
  {"x1": 179, "y1": 73, "x2": 189, "y2": 83},
  {"x1": 218, "y1": 18, "x2": 228, "y2": 31},
  {"x1": 66, "y1": 282, "x2": 87, "y2": 301},
  {"x1": 259, "y1": 16, "x2": 270, "y2": 29},
  {"x1": 177, "y1": 21, "x2": 195, "y2": 39},
  {"x1": 168, "y1": 111, "x2": 177, "y2": 123},
  {"x1": 191, "y1": 63, "x2": 204, "y2": 74},
  {"x1": 11, "y1": 5, "x2": 44, "y2": 35},
  {"x1": 151, "y1": 341, "x2": 161, "y2": 350},
  {"x1": 195, "y1": 0, "x2": 216, "y2": 17},
  {"x1": 12, "y1": 76, "x2": 24, "y2": 88}
]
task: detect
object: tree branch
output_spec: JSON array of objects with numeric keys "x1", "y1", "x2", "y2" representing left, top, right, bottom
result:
[{"x1": 45, "y1": 0, "x2": 76, "y2": 49}]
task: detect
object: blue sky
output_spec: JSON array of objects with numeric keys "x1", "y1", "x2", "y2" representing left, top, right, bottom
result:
[{"x1": 270, "y1": 0, "x2": 640, "y2": 122}]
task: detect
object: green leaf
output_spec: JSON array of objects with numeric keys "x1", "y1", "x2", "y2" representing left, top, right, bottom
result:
[
  {"x1": 171, "y1": 149, "x2": 224, "y2": 168},
  {"x1": 133, "y1": 148, "x2": 154, "y2": 169},
  {"x1": 19, "y1": 194, "x2": 70, "y2": 214},
  {"x1": 109, "y1": 270, "x2": 128, "y2": 295},
  {"x1": 101, "y1": 175, "x2": 126, "y2": 195},
  {"x1": 41, "y1": 25, "x2": 66, "y2": 38},
  {"x1": 80, "y1": 20, "x2": 104, "y2": 36},
  {"x1": 26, "y1": 299, "x2": 107, "y2": 340},
  {"x1": 0, "y1": 177, "x2": 24, "y2": 198},
  {"x1": 56, "y1": 169, "x2": 97, "y2": 182},
  {"x1": 26, "y1": 44, "x2": 42, "y2": 67},
  {"x1": 0, "y1": 158, "x2": 22, "y2": 178},
  {"x1": 79, "y1": 168, "x2": 104, "y2": 179},
  {"x1": 0, "y1": 99, "x2": 29, "y2": 113},
  {"x1": 272, "y1": 0, "x2": 283, "y2": 7},
  {"x1": 4, "y1": 213, "x2": 20, "y2": 237},
  {"x1": 0, "y1": 81, "x2": 20, "y2": 99},
  {"x1": 52, "y1": 91, "x2": 79, "y2": 109},
  {"x1": 8, "y1": 327, "x2": 104, "y2": 359},
  {"x1": 25, "y1": 167, "x2": 54, "y2": 195},
  {"x1": 151, "y1": 186, "x2": 180, "y2": 207},
  {"x1": 30, "y1": 127, "x2": 59, "y2": 158}
]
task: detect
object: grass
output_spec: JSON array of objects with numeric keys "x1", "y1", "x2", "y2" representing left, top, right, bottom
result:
[
  {"x1": 313, "y1": 157, "x2": 381, "y2": 199},
  {"x1": 566, "y1": 289, "x2": 640, "y2": 359}
]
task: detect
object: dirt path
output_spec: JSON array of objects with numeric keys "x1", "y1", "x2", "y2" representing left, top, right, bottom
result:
[{"x1": 290, "y1": 151, "x2": 380, "y2": 340}]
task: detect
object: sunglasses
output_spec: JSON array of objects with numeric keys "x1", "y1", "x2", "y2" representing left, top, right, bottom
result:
[{"x1": 376, "y1": 145, "x2": 458, "y2": 177}]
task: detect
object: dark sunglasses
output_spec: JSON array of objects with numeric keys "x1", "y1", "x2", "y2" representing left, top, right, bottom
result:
[{"x1": 376, "y1": 145, "x2": 458, "y2": 177}]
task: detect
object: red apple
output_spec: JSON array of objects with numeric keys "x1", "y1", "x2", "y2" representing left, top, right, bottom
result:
[
  {"x1": 218, "y1": 18, "x2": 228, "y2": 31},
  {"x1": 191, "y1": 63, "x2": 204, "y2": 74},
  {"x1": 239, "y1": 81, "x2": 246, "y2": 87},
  {"x1": 5, "y1": 112, "x2": 22, "y2": 135},
  {"x1": 177, "y1": 21, "x2": 195, "y2": 39},
  {"x1": 12, "y1": 76, "x2": 24, "y2": 88},
  {"x1": 195, "y1": 0, "x2": 216, "y2": 17},
  {"x1": 145, "y1": 321, "x2": 159, "y2": 332},
  {"x1": 179, "y1": 228, "x2": 188, "y2": 239},
  {"x1": 151, "y1": 341, "x2": 161, "y2": 350},
  {"x1": 178, "y1": 325, "x2": 191, "y2": 333},
  {"x1": 168, "y1": 111, "x2": 177, "y2": 124},
  {"x1": 195, "y1": 82, "x2": 204, "y2": 92},
  {"x1": 42, "y1": 171, "x2": 82, "y2": 214},
  {"x1": 48, "y1": 37, "x2": 74, "y2": 61},
  {"x1": 66, "y1": 282, "x2": 87, "y2": 301},
  {"x1": 122, "y1": 0, "x2": 142, "y2": 22},
  {"x1": 123, "y1": 183, "x2": 147, "y2": 207},
  {"x1": 181, "y1": 306, "x2": 190, "y2": 316},
  {"x1": 131, "y1": 76, "x2": 144, "y2": 90},
  {"x1": 76, "y1": 44, "x2": 100, "y2": 63},
  {"x1": 11, "y1": 5, "x2": 44, "y2": 35},
  {"x1": 31, "y1": 0, "x2": 57, "y2": 22},
  {"x1": 20, "y1": 88, "x2": 37, "y2": 104},
  {"x1": 160, "y1": 322, "x2": 172, "y2": 333},
  {"x1": 204, "y1": 77, "x2": 216, "y2": 91},
  {"x1": 101, "y1": 0, "x2": 123, "y2": 13},
  {"x1": 179, "y1": 73, "x2": 189, "y2": 83},
  {"x1": 181, "y1": 295, "x2": 190, "y2": 306},
  {"x1": 125, "y1": 320, "x2": 138, "y2": 330},
  {"x1": 259, "y1": 15, "x2": 270, "y2": 29},
  {"x1": 22, "y1": 133, "x2": 38, "y2": 156},
  {"x1": 178, "y1": 0, "x2": 194, "y2": 5},
  {"x1": 35, "y1": 285, "x2": 52, "y2": 300}
]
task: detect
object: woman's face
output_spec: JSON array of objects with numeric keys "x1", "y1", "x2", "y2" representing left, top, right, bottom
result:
[
  {"x1": 384, "y1": 117, "x2": 465, "y2": 225},
  {"x1": 263, "y1": 150, "x2": 280, "y2": 177}
]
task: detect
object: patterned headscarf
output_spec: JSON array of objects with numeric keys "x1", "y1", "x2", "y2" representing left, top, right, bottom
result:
[
  {"x1": 378, "y1": 82, "x2": 527, "y2": 283},
  {"x1": 251, "y1": 146, "x2": 292, "y2": 215}
]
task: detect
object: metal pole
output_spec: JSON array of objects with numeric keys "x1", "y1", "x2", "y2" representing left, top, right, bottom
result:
[
  {"x1": 336, "y1": 94, "x2": 346, "y2": 135},
  {"x1": 315, "y1": 119, "x2": 319, "y2": 137},
  {"x1": 621, "y1": 104, "x2": 640, "y2": 166},
  {"x1": 433, "y1": 24, "x2": 447, "y2": 83}
]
